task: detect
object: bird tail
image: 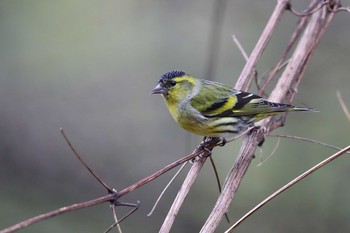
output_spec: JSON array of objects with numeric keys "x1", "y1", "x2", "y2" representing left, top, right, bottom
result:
[
  {"x1": 253, "y1": 105, "x2": 317, "y2": 122},
  {"x1": 289, "y1": 106, "x2": 318, "y2": 112}
]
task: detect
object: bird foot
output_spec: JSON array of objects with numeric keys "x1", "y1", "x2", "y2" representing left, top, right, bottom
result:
[
  {"x1": 192, "y1": 137, "x2": 216, "y2": 161},
  {"x1": 216, "y1": 137, "x2": 226, "y2": 147}
]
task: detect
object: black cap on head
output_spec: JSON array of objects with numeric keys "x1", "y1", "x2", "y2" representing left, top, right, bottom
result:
[
  {"x1": 151, "y1": 71, "x2": 186, "y2": 95},
  {"x1": 160, "y1": 70, "x2": 186, "y2": 80}
]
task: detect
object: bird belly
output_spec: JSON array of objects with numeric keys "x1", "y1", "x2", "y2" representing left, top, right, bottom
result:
[{"x1": 176, "y1": 107, "x2": 250, "y2": 139}]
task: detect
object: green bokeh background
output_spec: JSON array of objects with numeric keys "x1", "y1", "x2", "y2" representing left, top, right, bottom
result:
[{"x1": 1, "y1": 1, "x2": 349, "y2": 232}]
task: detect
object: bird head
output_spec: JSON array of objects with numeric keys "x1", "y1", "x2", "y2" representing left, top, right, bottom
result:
[{"x1": 151, "y1": 70, "x2": 197, "y2": 104}]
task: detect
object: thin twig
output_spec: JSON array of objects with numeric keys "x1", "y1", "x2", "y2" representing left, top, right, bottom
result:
[
  {"x1": 235, "y1": 0, "x2": 291, "y2": 91},
  {"x1": 159, "y1": 129, "x2": 252, "y2": 232},
  {"x1": 110, "y1": 205, "x2": 123, "y2": 233},
  {"x1": 201, "y1": 127, "x2": 265, "y2": 233},
  {"x1": 104, "y1": 202, "x2": 140, "y2": 233},
  {"x1": 201, "y1": 0, "x2": 339, "y2": 231},
  {"x1": 232, "y1": 34, "x2": 258, "y2": 92},
  {"x1": 147, "y1": 162, "x2": 188, "y2": 216},
  {"x1": 0, "y1": 138, "x2": 220, "y2": 233},
  {"x1": 60, "y1": 128, "x2": 113, "y2": 192},
  {"x1": 225, "y1": 145, "x2": 350, "y2": 232},
  {"x1": 159, "y1": 156, "x2": 208, "y2": 233},
  {"x1": 258, "y1": 11, "x2": 310, "y2": 96},
  {"x1": 257, "y1": 59, "x2": 290, "y2": 97},
  {"x1": 118, "y1": 137, "x2": 221, "y2": 198},
  {"x1": 336, "y1": 91, "x2": 350, "y2": 122},
  {"x1": 284, "y1": 0, "x2": 338, "y2": 105},
  {"x1": 257, "y1": 136, "x2": 281, "y2": 166},
  {"x1": 333, "y1": 6, "x2": 350, "y2": 12},
  {"x1": 288, "y1": 0, "x2": 329, "y2": 16},
  {"x1": 326, "y1": 1, "x2": 350, "y2": 13},
  {"x1": 0, "y1": 195, "x2": 115, "y2": 233},
  {"x1": 269, "y1": 134, "x2": 350, "y2": 154},
  {"x1": 209, "y1": 156, "x2": 230, "y2": 223},
  {"x1": 232, "y1": 35, "x2": 249, "y2": 61}
]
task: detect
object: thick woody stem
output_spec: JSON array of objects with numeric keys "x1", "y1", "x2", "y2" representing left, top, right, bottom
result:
[{"x1": 200, "y1": 0, "x2": 338, "y2": 232}]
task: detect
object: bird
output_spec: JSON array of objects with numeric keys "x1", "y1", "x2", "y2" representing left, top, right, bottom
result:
[{"x1": 151, "y1": 70, "x2": 315, "y2": 143}]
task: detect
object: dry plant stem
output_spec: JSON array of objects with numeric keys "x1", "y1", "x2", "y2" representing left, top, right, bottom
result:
[
  {"x1": 269, "y1": 134, "x2": 350, "y2": 153},
  {"x1": 60, "y1": 128, "x2": 113, "y2": 192},
  {"x1": 118, "y1": 138, "x2": 219, "y2": 197},
  {"x1": 104, "y1": 203, "x2": 139, "y2": 233},
  {"x1": 147, "y1": 162, "x2": 188, "y2": 216},
  {"x1": 235, "y1": 0, "x2": 291, "y2": 91},
  {"x1": 209, "y1": 156, "x2": 231, "y2": 223},
  {"x1": 159, "y1": 134, "x2": 248, "y2": 231},
  {"x1": 1, "y1": 2, "x2": 342, "y2": 233},
  {"x1": 1, "y1": 140, "x2": 219, "y2": 233},
  {"x1": 282, "y1": 0, "x2": 338, "y2": 104},
  {"x1": 201, "y1": 1, "x2": 337, "y2": 232},
  {"x1": 111, "y1": 205, "x2": 123, "y2": 233},
  {"x1": 267, "y1": 2, "x2": 320, "y2": 103},
  {"x1": 232, "y1": 35, "x2": 249, "y2": 61},
  {"x1": 159, "y1": 156, "x2": 207, "y2": 233},
  {"x1": 225, "y1": 145, "x2": 350, "y2": 233},
  {"x1": 289, "y1": 0, "x2": 329, "y2": 16},
  {"x1": 337, "y1": 91, "x2": 350, "y2": 121},
  {"x1": 0, "y1": 195, "x2": 114, "y2": 233},
  {"x1": 258, "y1": 13, "x2": 309, "y2": 96},
  {"x1": 200, "y1": 128, "x2": 264, "y2": 233}
]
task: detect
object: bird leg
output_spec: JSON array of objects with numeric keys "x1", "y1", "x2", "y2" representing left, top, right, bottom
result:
[
  {"x1": 216, "y1": 137, "x2": 226, "y2": 147},
  {"x1": 195, "y1": 136, "x2": 213, "y2": 157}
]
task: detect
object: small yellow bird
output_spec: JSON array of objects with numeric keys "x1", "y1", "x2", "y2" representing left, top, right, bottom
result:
[{"x1": 151, "y1": 70, "x2": 315, "y2": 142}]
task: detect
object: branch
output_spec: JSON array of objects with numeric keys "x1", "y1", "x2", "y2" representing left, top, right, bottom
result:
[
  {"x1": 235, "y1": 0, "x2": 291, "y2": 91},
  {"x1": 0, "y1": 138, "x2": 220, "y2": 233},
  {"x1": 159, "y1": 157, "x2": 207, "y2": 233},
  {"x1": 226, "y1": 145, "x2": 350, "y2": 232},
  {"x1": 200, "y1": 1, "x2": 339, "y2": 232},
  {"x1": 0, "y1": 195, "x2": 114, "y2": 233}
]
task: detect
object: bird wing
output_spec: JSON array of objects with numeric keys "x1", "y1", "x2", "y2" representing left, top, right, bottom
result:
[{"x1": 191, "y1": 80, "x2": 292, "y2": 118}]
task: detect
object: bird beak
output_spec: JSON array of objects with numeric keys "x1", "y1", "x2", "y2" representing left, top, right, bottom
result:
[{"x1": 151, "y1": 83, "x2": 167, "y2": 95}]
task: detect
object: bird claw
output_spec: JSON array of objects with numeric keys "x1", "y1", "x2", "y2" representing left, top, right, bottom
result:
[
  {"x1": 216, "y1": 137, "x2": 226, "y2": 147},
  {"x1": 192, "y1": 137, "x2": 214, "y2": 161},
  {"x1": 192, "y1": 136, "x2": 227, "y2": 162}
]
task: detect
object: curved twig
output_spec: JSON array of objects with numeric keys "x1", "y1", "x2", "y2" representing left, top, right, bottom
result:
[{"x1": 225, "y1": 145, "x2": 350, "y2": 232}]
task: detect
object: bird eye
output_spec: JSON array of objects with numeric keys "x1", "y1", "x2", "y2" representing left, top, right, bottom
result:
[{"x1": 170, "y1": 80, "x2": 176, "y2": 86}]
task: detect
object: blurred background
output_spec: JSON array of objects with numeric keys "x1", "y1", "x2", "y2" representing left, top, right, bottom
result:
[{"x1": 0, "y1": 0, "x2": 349, "y2": 232}]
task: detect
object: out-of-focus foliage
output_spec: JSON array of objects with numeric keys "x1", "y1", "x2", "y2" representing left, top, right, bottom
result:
[{"x1": 0, "y1": 1, "x2": 349, "y2": 232}]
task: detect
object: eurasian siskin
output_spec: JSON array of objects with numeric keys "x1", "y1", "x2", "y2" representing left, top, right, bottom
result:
[{"x1": 151, "y1": 70, "x2": 315, "y2": 141}]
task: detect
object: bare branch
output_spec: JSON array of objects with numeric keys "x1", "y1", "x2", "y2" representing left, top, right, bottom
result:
[
  {"x1": 201, "y1": 1, "x2": 340, "y2": 231},
  {"x1": 269, "y1": 134, "x2": 350, "y2": 153},
  {"x1": 232, "y1": 35, "x2": 249, "y2": 61},
  {"x1": 235, "y1": 0, "x2": 291, "y2": 91},
  {"x1": 0, "y1": 138, "x2": 220, "y2": 233},
  {"x1": 109, "y1": 205, "x2": 123, "y2": 233},
  {"x1": 60, "y1": 128, "x2": 113, "y2": 192},
  {"x1": 104, "y1": 202, "x2": 140, "y2": 233},
  {"x1": 225, "y1": 145, "x2": 350, "y2": 232},
  {"x1": 258, "y1": 15, "x2": 309, "y2": 96},
  {"x1": 288, "y1": 0, "x2": 329, "y2": 16},
  {"x1": 209, "y1": 156, "x2": 230, "y2": 223},
  {"x1": 201, "y1": 127, "x2": 265, "y2": 232},
  {"x1": 0, "y1": 195, "x2": 115, "y2": 233},
  {"x1": 337, "y1": 91, "x2": 350, "y2": 122},
  {"x1": 147, "y1": 162, "x2": 188, "y2": 216},
  {"x1": 159, "y1": 156, "x2": 208, "y2": 233},
  {"x1": 118, "y1": 138, "x2": 221, "y2": 198}
]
